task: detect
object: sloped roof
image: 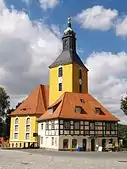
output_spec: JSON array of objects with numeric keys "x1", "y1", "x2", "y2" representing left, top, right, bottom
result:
[
  {"x1": 49, "y1": 51, "x2": 87, "y2": 69},
  {"x1": 11, "y1": 85, "x2": 49, "y2": 116},
  {"x1": 38, "y1": 92, "x2": 119, "y2": 122}
]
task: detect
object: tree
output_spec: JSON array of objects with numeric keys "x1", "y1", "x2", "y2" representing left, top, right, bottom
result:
[
  {"x1": 121, "y1": 94, "x2": 127, "y2": 115},
  {"x1": 0, "y1": 87, "x2": 10, "y2": 116},
  {"x1": 0, "y1": 87, "x2": 10, "y2": 137}
]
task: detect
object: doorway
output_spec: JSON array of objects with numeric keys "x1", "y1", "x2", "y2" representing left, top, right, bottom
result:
[
  {"x1": 83, "y1": 139, "x2": 87, "y2": 151},
  {"x1": 91, "y1": 139, "x2": 95, "y2": 151},
  {"x1": 102, "y1": 139, "x2": 106, "y2": 151}
]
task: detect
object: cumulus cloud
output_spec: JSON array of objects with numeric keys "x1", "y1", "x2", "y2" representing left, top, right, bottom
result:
[
  {"x1": 116, "y1": 17, "x2": 127, "y2": 37},
  {"x1": 75, "y1": 5, "x2": 118, "y2": 31},
  {"x1": 39, "y1": 0, "x2": 59, "y2": 10},
  {"x1": 0, "y1": 0, "x2": 62, "y2": 107},
  {"x1": 86, "y1": 51, "x2": 127, "y2": 124}
]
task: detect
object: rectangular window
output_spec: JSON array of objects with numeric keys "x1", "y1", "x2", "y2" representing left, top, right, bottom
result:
[
  {"x1": 55, "y1": 137, "x2": 57, "y2": 146},
  {"x1": 15, "y1": 125, "x2": 18, "y2": 132},
  {"x1": 110, "y1": 123, "x2": 115, "y2": 130},
  {"x1": 25, "y1": 133, "x2": 30, "y2": 140},
  {"x1": 74, "y1": 122, "x2": 80, "y2": 130},
  {"x1": 41, "y1": 137, "x2": 43, "y2": 144},
  {"x1": 90, "y1": 122, "x2": 94, "y2": 130},
  {"x1": 58, "y1": 67, "x2": 63, "y2": 77},
  {"x1": 14, "y1": 133, "x2": 18, "y2": 139},
  {"x1": 79, "y1": 84, "x2": 82, "y2": 93},
  {"x1": 46, "y1": 122, "x2": 49, "y2": 130},
  {"x1": 51, "y1": 121, "x2": 55, "y2": 129},
  {"x1": 105, "y1": 122, "x2": 110, "y2": 130},
  {"x1": 64, "y1": 121, "x2": 70, "y2": 129},
  {"x1": 51, "y1": 137, "x2": 54, "y2": 146},
  {"x1": 58, "y1": 83, "x2": 62, "y2": 91},
  {"x1": 41, "y1": 123, "x2": 43, "y2": 130},
  {"x1": 26, "y1": 125, "x2": 30, "y2": 132}
]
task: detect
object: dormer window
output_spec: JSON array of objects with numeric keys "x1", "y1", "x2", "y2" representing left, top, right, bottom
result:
[
  {"x1": 58, "y1": 67, "x2": 63, "y2": 77},
  {"x1": 48, "y1": 108, "x2": 53, "y2": 114},
  {"x1": 75, "y1": 106, "x2": 86, "y2": 114},
  {"x1": 95, "y1": 108, "x2": 104, "y2": 115},
  {"x1": 80, "y1": 98, "x2": 85, "y2": 103}
]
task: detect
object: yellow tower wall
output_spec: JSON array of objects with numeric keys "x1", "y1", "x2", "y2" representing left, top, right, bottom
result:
[{"x1": 49, "y1": 64, "x2": 73, "y2": 105}]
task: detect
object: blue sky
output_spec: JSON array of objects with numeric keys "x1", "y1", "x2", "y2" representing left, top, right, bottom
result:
[
  {"x1": 0, "y1": 0, "x2": 127, "y2": 123},
  {"x1": 5, "y1": 0, "x2": 127, "y2": 58}
]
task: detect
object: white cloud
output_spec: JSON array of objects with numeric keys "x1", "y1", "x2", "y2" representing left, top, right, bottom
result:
[
  {"x1": 39, "y1": 0, "x2": 59, "y2": 10},
  {"x1": 86, "y1": 51, "x2": 127, "y2": 124},
  {"x1": 0, "y1": 0, "x2": 62, "y2": 107},
  {"x1": 116, "y1": 17, "x2": 127, "y2": 37},
  {"x1": 75, "y1": 5, "x2": 118, "y2": 31}
]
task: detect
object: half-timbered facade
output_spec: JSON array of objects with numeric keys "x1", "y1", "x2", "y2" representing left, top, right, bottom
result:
[{"x1": 38, "y1": 92, "x2": 119, "y2": 151}]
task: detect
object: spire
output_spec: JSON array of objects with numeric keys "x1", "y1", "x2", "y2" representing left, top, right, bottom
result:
[
  {"x1": 64, "y1": 16, "x2": 73, "y2": 34},
  {"x1": 67, "y1": 16, "x2": 72, "y2": 29}
]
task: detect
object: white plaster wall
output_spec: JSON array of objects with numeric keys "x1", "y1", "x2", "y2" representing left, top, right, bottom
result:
[{"x1": 38, "y1": 120, "x2": 59, "y2": 150}]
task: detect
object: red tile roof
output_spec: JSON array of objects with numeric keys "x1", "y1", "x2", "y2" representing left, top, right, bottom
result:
[
  {"x1": 11, "y1": 85, "x2": 49, "y2": 116},
  {"x1": 38, "y1": 92, "x2": 119, "y2": 122}
]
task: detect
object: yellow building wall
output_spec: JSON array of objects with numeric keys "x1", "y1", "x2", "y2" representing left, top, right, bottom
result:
[
  {"x1": 49, "y1": 64, "x2": 73, "y2": 105},
  {"x1": 73, "y1": 63, "x2": 88, "y2": 93},
  {"x1": 10, "y1": 115, "x2": 38, "y2": 148}
]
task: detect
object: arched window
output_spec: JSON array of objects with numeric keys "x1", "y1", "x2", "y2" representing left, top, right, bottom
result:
[
  {"x1": 25, "y1": 117, "x2": 30, "y2": 140},
  {"x1": 15, "y1": 118, "x2": 19, "y2": 125},
  {"x1": 14, "y1": 118, "x2": 19, "y2": 139},
  {"x1": 63, "y1": 139, "x2": 68, "y2": 149},
  {"x1": 26, "y1": 117, "x2": 30, "y2": 125}
]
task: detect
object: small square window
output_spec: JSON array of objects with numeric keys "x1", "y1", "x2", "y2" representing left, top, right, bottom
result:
[
  {"x1": 58, "y1": 83, "x2": 62, "y2": 91},
  {"x1": 14, "y1": 133, "x2": 18, "y2": 139},
  {"x1": 51, "y1": 137, "x2": 54, "y2": 146},
  {"x1": 80, "y1": 98, "x2": 85, "y2": 103},
  {"x1": 25, "y1": 133, "x2": 30, "y2": 140},
  {"x1": 41, "y1": 123, "x2": 43, "y2": 130}
]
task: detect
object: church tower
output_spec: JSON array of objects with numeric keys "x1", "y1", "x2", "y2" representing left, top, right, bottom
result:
[{"x1": 49, "y1": 17, "x2": 88, "y2": 105}]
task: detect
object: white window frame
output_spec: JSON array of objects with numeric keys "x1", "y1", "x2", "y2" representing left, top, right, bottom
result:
[
  {"x1": 25, "y1": 117, "x2": 30, "y2": 140},
  {"x1": 14, "y1": 117, "x2": 19, "y2": 140}
]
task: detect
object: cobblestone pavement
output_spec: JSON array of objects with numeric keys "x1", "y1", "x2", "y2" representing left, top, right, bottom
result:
[{"x1": 0, "y1": 149, "x2": 127, "y2": 169}]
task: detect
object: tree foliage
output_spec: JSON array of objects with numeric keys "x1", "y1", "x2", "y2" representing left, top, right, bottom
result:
[
  {"x1": 0, "y1": 87, "x2": 10, "y2": 116},
  {"x1": 0, "y1": 87, "x2": 10, "y2": 137},
  {"x1": 121, "y1": 95, "x2": 127, "y2": 115}
]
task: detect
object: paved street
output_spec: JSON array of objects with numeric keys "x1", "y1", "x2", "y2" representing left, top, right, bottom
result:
[{"x1": 0, "y1": 149, "x2": 127, "y2": 169}]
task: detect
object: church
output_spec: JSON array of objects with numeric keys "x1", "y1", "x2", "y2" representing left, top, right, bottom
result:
[{"x1": 10, "y1": 17, "x2": 119, "y2": 151}]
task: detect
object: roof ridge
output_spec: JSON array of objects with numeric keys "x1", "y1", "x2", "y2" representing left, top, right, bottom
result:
[
  {"x1": 35, "y1": 85, "x2": 41, "y2": 113},
  {"x1": 41, "y1": 85, "x2": 47, "y2": 110},
  {"x1": 59, "y1": 92, "x2": 67, "y2": 117}
]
